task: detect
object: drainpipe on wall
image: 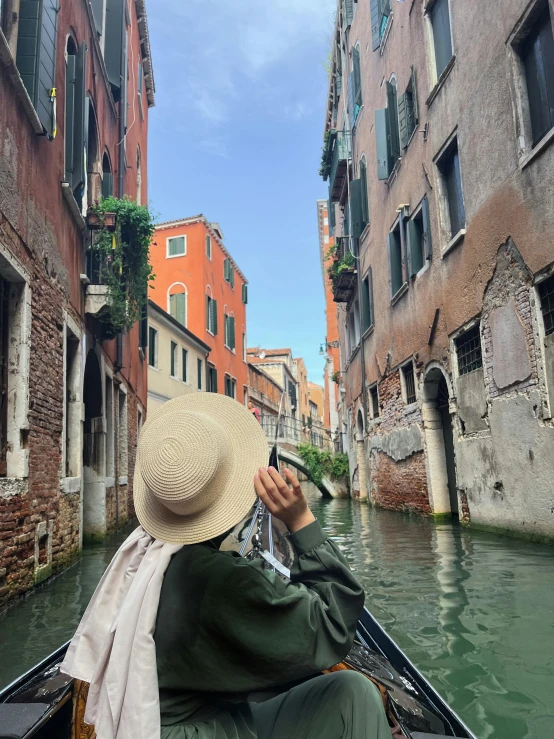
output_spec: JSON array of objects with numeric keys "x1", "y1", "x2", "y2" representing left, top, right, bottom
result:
[{"x1": 117, "y1": 18, "x2": 127, "y2": 198}]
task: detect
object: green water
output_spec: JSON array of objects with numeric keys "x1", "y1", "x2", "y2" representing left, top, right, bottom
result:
[
  {"x1": 306, "y1": 489, "x2": 554, "y2": 739},
  {"x1": 1, "y1": 501, "x2": 553, "y2": 738}
]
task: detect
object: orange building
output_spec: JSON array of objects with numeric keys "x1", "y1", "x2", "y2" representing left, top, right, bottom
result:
[
  {"x1": 293, "y1": 357, "x2": 310, "y2": 428},
  {"x1": 150, "y1": 216, "x2": 248, "y2": 402},
  {"x1": 317, "y1": 200, "x2": 340, "y2": 431},
  {"x1": 308, "y1": 382, "x2": 324, "y2": 423}
]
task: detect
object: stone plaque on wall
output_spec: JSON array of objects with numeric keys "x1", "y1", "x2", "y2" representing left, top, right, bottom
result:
[{"x1": 490, "y1": 300, "x2": 531, "y2": 390}]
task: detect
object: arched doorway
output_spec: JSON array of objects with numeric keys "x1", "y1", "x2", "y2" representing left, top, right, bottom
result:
[
  {"x1": 83, "y1": 349, "x2": 105, "y2": 540},
  {"x1": 422, "y1": 366, "x2": 458, "y2": 516}
]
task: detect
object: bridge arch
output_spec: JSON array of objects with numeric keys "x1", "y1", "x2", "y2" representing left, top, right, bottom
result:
[{"x1": 277, "y1": 448, "x2": 338, "y2": 499}]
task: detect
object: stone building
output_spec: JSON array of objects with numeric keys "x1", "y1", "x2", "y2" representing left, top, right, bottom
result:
[
  {"x1": 292, "y1": 357, "x2": 310, "y2": 429},
  {"x1": 321, "y1": 0, "x2": 554, "y2": 539},
  {"x1": 308, "y1": 382, "x2": 324, "y2": 424},
  {"x1": 248, "y1": 362, "x2": 283, "y2": 417},
  {"x1": 147, "y1": 300, "x2": 211, "y2": 412},
  {"x1": 0, "y1": 0, "x2": 153, "y2": 606},
  {"x1": 247, "y1": 348, "x2": 298, "y2": 418},
  {"x1": 150, "y1": 217, "x2": 249, "y2": 403}
]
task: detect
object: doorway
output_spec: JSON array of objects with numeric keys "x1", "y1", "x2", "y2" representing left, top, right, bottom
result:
[
  {"x1": 82, "y1": 349, "x2": 105, "y2": 540},
  {"x1": 422, "y1": 367, "x2": 458, "y2": 516}
]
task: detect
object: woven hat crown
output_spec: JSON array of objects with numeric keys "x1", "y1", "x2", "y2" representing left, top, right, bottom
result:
[{"x1": 138, "y1": 409, "x2": 232, "y2": 517}]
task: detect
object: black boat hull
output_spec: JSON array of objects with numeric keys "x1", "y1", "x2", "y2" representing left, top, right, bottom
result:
[{"x1": 0, "y1": 608, "x2": 476, "y2": 739}]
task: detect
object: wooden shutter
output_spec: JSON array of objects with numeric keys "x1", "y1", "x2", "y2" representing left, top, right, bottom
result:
[
  {"x1": 352, "y1": 46, "x2": 362, "y2": 108},
  {"x1": 72, "y1": 43, "x2": 87, "y2": 197},
  {"x1": 360, "y1": 159, "x2": 369, "y2": 225},
  {"x1": 386, "y1": 81, "x2": 400, "y2": 163},
  {"x1": 224, "y1": 258, "x2": 230, "y2": 282},
  {"x1": 211, "y1": 299, "x2": 218, "y2": 335},
  {"x1": 411, "y1": 66, "x2": 419, "y2": 126},
  {"x1": 370, "y1": 0, "x2": 381, "y2": 50},
  {"x1": 375, "y1": 108, "x2": 390, "y2": 180},
  {"x1": 231, "y1": 317, "x2": 236, "y2": 350},
  {"x1": 91, "y1": 0, "x2": 104, "y2": 34},
  {"x1": 350, "y1": 178, "x2": 364, "y2": 238},
  {"x1": 348, "y1": 72, "x2": 355, "y2": 130},
  {"x1": 398, "y1": 92, "x2": 409, "y2": 150},
  {"x1": 105, "y1": 0, "x2": 124, "y2": 99},
  {"x1": 368, "y1": 266, "x2": 374, "y2": 327},
  {"x1": 212, "y1": 368, "x2": 218, "y2": 394},
  {"x1": 406, "y1": 216, "x2": 418, "y2": 277},
  {"x1": 171, "y1": 293, "x2": 185, "y2": 326},
  {"x1": 65, "y1": 55, "x2": 76, "y2": 182},
  {"x1": 361, "y1": 276, "x2": 370, "y2": 332},
  {"x1": 422, "y1": 195, "x2": 432, "y2": 262},
  {"x1": 343, "y1": 0, "x2": 354, "y2": 28},
  {"x1": 230, "y1": 265, "x2": 235, "y2": 289},
  {"x1": 399, "y1": 215, "x2": 409, "y2": 284},
  {"x1": 242, "y1": 284, "x2": 248, "y2": 304},
  {"x1": 16, "y1": 0, "x2": 60, "y2": 138},
  {"x1": 206, "y1": 295, "x2": 210, "y2": 330},
  {"x1": 182, "y1": 349, "x2": 188, "y2": 382}
]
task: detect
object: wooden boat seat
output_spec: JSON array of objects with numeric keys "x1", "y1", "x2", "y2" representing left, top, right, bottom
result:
[{"x1": 0, "y1": 704, "x2": 49, "y2": 739}]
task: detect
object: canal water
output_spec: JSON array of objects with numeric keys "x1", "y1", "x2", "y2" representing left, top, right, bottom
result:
[{"x1": 1, "y1": 495, "x2": 553, "y2": 739}]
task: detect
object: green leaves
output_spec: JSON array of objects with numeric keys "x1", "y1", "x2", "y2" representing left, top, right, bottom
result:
[{"x1": 297, "y1": 443, "x2": 350, "y2": 488}]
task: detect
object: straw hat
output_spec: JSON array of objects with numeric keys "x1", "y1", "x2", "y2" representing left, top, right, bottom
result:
[{"x1": 134, "y1": 393, "x2": 269, "y2": 544}]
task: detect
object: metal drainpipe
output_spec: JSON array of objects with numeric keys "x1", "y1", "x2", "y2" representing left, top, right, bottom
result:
[
  {"x1": 117, "y1": 20, "x2": 126, "y2": 198},
  {"x1": 355, "y1": 249, "x2": 370, "y2": 500}
]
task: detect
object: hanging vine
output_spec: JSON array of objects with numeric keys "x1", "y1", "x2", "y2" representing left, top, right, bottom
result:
[{"x1": 89, "y1": 197, "x2": 156, "y2": 335}]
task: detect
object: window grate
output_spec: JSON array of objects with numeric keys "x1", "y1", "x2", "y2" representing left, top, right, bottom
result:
[
  {"x1": 456, "y1": 324, "x2": 483, "y2": 376},
  {"x1": 539, "y1": 276, "x2": 554, "y2": 336},
  {"x1": 402, "y1": 363, "x2": 416, "y2": 405}
]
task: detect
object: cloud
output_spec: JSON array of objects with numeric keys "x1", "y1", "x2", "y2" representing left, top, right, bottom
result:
[{"x1": 149, "y1": 0, "x2": 336, "y2": 128}]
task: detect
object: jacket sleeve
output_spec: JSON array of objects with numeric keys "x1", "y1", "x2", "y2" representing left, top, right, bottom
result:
[{"x1": 202, "y1": 520, "x2": 364, "y2": 692}]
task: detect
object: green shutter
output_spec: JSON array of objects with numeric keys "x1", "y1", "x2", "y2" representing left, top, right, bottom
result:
[
  {"x1": 422, "y1": 195, "x2": 432, "y2": 262},
  {"x1": 211, "y1": 299, "x2": 218, "y2": 335},
  {"x1": 213, "y1": 368, "x2": 218, "y2": 393},
  {"x1": 102, "y1": 172, "x2": 114, "y2": 198},
  {"x1": 343, "y1": 0, "x2": 354, "y2": 28},
  {"x1": 400, "y1": 215, "x2": 409, "y2": 284},
  {"x1": 224, "y1": 258, "x2": 230, "y2": 282},
  {"x1": 360, "y1": 159, "x2": 370, "y2": 225},
  {"x1": 407, "y1": 217, "x2": 418, "y2": 277},
  {"x1": 398, "y1": 92, "x2": 409, "y2": 150},
  {"x1": 105, "y1": 0, "x2": 124, "y2": 99},
  {"x1": 65, "y1": 55, "x2": 76, "y2": 182},
  {"x1": 170, "y1": 293, "x2": 186, "y2": 326},
  {"x1": 352, "y1": 46, "x2": 362, "y2": 108},
  {"x1": 231, "y1": 317, "x2": 236, "y2": 350},
  {"x1": 72, "y1": 42, "x2": 87, "y2": 199},
  {"x1": 386, "y1": 81, "x2": 400, "y2": 163},
  {"x1": 91, "y1": 0, "x2": 104, "y2": 34},
  {"x1": 230, "y1": 265, "x2": 235, "y2": 289},
  {"x1": 370, "y1": 0, "x2": 381, "y2": 50},
  {"x1": 206, "y1": 295, "x2": 210, "y2": 330},
  {"x1": 182, "y1": 349, "x2": 188, "y2": 382},
  {"x1": 411, "y1": 66, "x2": 419, "y2": 126},
  {"x1": 375, "y1": 109, "x2": 391, "y2": 180},
  {"x1": 368, "y1": 266, "x2": 374, "y2": 327},
  {"x1": 348, "y1": 72, "x2": 355, "y2": 129},
  {"x1": 350, "y1": 178, "x2": 364, "y2": 238},
  {"x1": 361, "y1": 275, "x2": 371, "y2": 332},
  {"x1": 242, "y1": 284, "x2": 248, "y2": 304}
]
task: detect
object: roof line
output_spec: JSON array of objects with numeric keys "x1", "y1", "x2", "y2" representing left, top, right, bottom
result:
[{"x1": 135, "y1": 0, "x2": 155, "y2": 107}]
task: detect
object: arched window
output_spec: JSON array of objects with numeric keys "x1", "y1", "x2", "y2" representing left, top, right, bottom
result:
[
  {"x1": 102, "y1": 152, "x2": 113, "y2": 198},
  {"x1": 65, "y1": 36, "x2": 88, "y2": 206},
  {"x1": 136, "y1": 146, "x2": 142, "y2": 206},
  {"x1": 168, "y1": 283, "x2": 187, "y2": 327}
]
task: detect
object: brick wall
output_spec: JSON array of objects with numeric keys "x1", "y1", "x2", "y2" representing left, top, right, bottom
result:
[{"x1": 370, "y1": 450, "x2": 431, "y2": 515}]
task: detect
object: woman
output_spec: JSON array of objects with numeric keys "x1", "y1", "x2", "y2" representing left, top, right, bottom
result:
[{"x1": 62, "y1": 394, "x2": 389, "y2": 739}]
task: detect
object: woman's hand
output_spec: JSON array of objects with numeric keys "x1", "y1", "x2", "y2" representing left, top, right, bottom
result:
[{"x1": 254, "y1": 467, "x2": 316, "y2": 533}]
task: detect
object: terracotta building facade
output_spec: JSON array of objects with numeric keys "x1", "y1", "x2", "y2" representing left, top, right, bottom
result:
[
  {"x1": 150, "y1": 217, "x2": 248, "y2": 403},
  {"x1": 0, "y1": 0, "x2": 152, "y2": 607},
  {"x1": 322, "y1": 0, "x2": 554, "y2": 540}
]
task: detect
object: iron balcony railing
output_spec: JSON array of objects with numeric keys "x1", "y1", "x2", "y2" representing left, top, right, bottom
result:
[{"x1": 260, "y1": 414, "x2": 334, "y2": 452}]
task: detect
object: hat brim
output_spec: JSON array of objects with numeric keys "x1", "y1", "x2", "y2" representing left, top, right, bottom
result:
[{"x1": 134, "y1": 393, "x2": 269, "y2": 545}]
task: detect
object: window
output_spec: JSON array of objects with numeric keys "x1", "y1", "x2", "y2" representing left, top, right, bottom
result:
[
  {"x1": 90, "y1": 0, "x2": 105, "y2": 39},
  {"x1": 224, "y1": 312, "x2": 236, "y2": 350},
  {"x1": 398, "y1": 67, "x2": 419, "y2": 149},
  {"x1": 167, "y1": 236, "x2": 186, "y2": 257},
  {"x1": 436, "y1": 136, "x2": 465, "y2": 241},
  {"x1": 182, "y1": 348, "x2": 188, "y2": 383},
  {"x1": 137, "y1": 59, "x2": 144, "y2": 115},
  {"x1": 197, "y1": 358, "x2": 203, "y2": 390},
  {"x1": 370, "y1": 0, "x2": 392, "y2": 51},
  {"x1": 348, "y1": 299, "x2": 361, "y2": 353},
  {"x1": 455, "y1": 324, "x2": 483, "y2": 376},
  {"x1": 64, "y1": 322, "x2": 81, "y2": 479},
  {"x1": 521, "y1": 7, "x2": 554, "y2": 146},
  {"x1": 406, "y1": 196, "x2": 432, "y2": 276},
  {"x1": 148, "y1": 327, "x2": 158, "y2": 367},
  {"x1": 65, "y1": 40, "x2": 87, "y2": 205},
  {"x1": 137, "y1": 408, "x2": 143, "y2": 439},
  {"x1": 224, "y1": 258, "x2": 235, "y2": 288},
  {"x1": 206, "y1": 294, "x2": 218, "y2": 334},
  {"x1": 207, "y1": 365, "x2": 218, "y2": 393},
  {"x1": 350, "y1": 45, "x2": 363, "y2": 127},
  {"x1": 428, "y1": 0, "x2": 453, "y2": 80},
  {"x1": 206, "y1": 234, "x2": 212, "y2": 259},
  {"x1": 242, "y1": 332, "x2": 246, "y2": 362},
  {"x1": 539, "y1": 275, "x2": 554, "y2": 336},
  {"x1": 102, "y1": 153, "x2": 114, "y2": 198},
  {"x1": 361, "y1": 268, "x2": 374, "y2": 332},
  {"x1": 369, "y1": 385, "x2": 380, "y2": 419},
  {"x1": 225, "y1": 376, "x2": 236, "y2": 399},
  {"x1": 375, "y1": 80, "x2": 401, "y2": 180},
  {"x1": 359, "y1": 157, "x2": 370, "y2": 227},
  {"x1": 170, "y1": 341, "x2": 178, "y2": 378},
  {"x1": 169, "y1": 290, "x2": 186, "y2": 327},
  {"x1": 118, "y1": 390, "x2": 128, "y2": 479},
  {"x1": 401, "y1": 362, "x2": 417, "y2": 405},
  {"x1": 242, "y1": 284, "x2": 248, "y2": 304},
  {"x1": 387, "y1": 217, "x2": 406, "y2": 298}
]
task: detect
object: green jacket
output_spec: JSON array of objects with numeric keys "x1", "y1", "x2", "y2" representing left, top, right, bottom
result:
[{"x1": 154, "y1": 520, "x2": 364, "y2": 738}]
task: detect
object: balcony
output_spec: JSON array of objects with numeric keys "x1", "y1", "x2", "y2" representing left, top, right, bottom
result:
[
  {"x1": 84, "y1": 246, "x2": 114, "y2": 318},
  {"x1": 321, "y1": 130, "x2": 351, "y2": 202},
  {"x1": 329, "y1": 238, "x2": 357, "y2": 303}
]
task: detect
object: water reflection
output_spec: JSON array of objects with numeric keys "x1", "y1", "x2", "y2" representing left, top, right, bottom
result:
[{"x1": 305, "y1": 485, "x2": 554, "y2": 739}]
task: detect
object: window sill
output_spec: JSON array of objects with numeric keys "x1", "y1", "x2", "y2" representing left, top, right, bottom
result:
[
  {"x1": 166, "y1": 252, "x2": 186, "y2": 259},
  {"x1": 403, "y1": 401, "x2": 419, "y2": 413},
  {"x1": 359, "y1": 222, "x2": 371, "y2": 244},
  {"x1": 442, "y1": 228, "x2": 466, "y2": 257},
  {"x1": 391, "y1": 282, "x2": 409, "y2": 306},
  {"x1": 61, "y1": 183, "x2": 86, "y2": 231},
  {"x1": 148, "y1": 365, "x2": 160, "y2": 372},
  {"x1": 520, "y1": 126, "x2": 554, "y2": 170},
  {"x1": 379, "y1": 13, "x2": 394, "y2": 55},
  {"x1": 0, "y1": 29, "x2": 43, "y2": 135},
  {"x1": 426, "y1": 55, "x2": 456, "y2": 108},
  {"x1": 387, "y1": 157, "x2": 403, "y2": 187},
  {"x1": 362, "y1": 324, "x2": 375, "y2": 340}
]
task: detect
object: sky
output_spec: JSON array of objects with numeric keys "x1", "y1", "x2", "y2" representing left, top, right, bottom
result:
[{"x1": 147, "y1": 0, "x2": 336, "y2": 383}]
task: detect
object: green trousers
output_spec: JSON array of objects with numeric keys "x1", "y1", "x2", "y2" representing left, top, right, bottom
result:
[{"x1": 250, "y1": 671, "x2": 390, "y2": 739}]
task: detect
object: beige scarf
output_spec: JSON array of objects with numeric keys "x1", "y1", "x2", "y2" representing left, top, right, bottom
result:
[{"x1": 61, "y1": 526, "x2": 182, "y2": 739}]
